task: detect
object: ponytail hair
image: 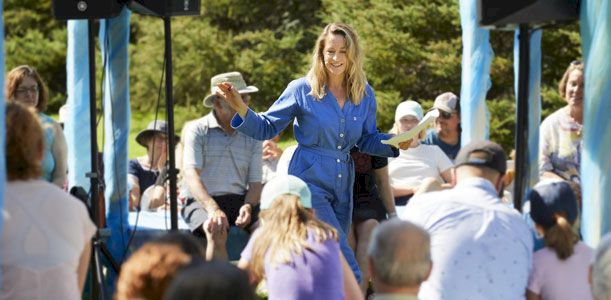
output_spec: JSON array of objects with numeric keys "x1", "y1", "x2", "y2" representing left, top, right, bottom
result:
[{"x1": 544, "y1": 214, "x2": 578, "y2": 260}]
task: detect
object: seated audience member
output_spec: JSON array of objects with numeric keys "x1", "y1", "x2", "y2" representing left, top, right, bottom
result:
[
  {"x1": 539, "y1": 60, "x2": 583, "y2": 184},
  {"x1": 349, "y1": 147, "x2": 397, "y2": 295},
  {"x1": 262, "y1": 135, "x2": 283, "y2": 185},
  {"x1": 6, "y1": 65, "x2": 67, "y2": 187},
  {"x1": 423, "y1": 92, "x2": 461, "y2": 161},
  {"x1": 401, "y1": 140, "x2": 533, "y2": 300},
  {"x1": 115, "y1": 232, "x2": 205, "y2": 300},
  {"x1": 129, "y1": 120, "x2": 173, "y2": 211},
  {"x1": 368, "y1": 219, "x2": 432, "y2": 300},
  {"x1": 389, "y1": 100, "x2": 453, "y2": 205},
  {"x1": 591, "y1": 234, "x2": 611, "y2": 300},
  {"x1": 1, "y1": 102, "x2": 95, "y2": 300},
  {"x1": 181, "y1": 71, "x2": 262, "y2": 260},
  {"x1": 526, "y1": 181, "x2": 593, "y2": 300},
  {"x1": 238, "y1": 175, "x2": 362, "y2": 300},
  {"x1": 163, "y1": 261, "x2": 255, "y2": 300}
]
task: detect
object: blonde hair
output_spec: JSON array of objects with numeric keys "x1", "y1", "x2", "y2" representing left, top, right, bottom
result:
[
  {"x1": 558, "y1": 61, "x2": 583, "y2": 100},
  {"x1": 544, "y1": 214, "x2": 579, "y2": 260},
  {"x1": 250, "y1": 195, "x2": 338, "y2": 280},
  {"x1": 6, "y1": 65, "x2": 49, "y2": 112},
  {"x1": 6, "y1": 102, "x2": 44, "y2": 181},
  {"x1": 306, "y1": 23, "x2": 367, "y2": 105}
]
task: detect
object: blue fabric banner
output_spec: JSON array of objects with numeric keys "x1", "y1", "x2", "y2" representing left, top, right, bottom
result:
[
  {"x1": 513, "y1": 29, "x2": 543, "y2": 192},
  {"x1": 459, "y1": 0, "x2": 493, "y2": 145},
  {"x1": 580, "y1": 0, "x2": 611, "y2": 248},
  {"x1": 65, "y1": 20, "x2": 92, "y2": 191},
  {"x1": 99, "y1": 7, "x2": 132, "y2": 271}
]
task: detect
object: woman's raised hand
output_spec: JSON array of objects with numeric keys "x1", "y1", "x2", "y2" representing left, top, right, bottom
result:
[{"x1": 216, "y1": 82, "x2": 248, "y2": 117}]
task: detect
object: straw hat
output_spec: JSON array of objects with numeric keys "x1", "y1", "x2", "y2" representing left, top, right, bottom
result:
[{"x1": 202, "y1": 71, "x2": 259, "y2": 108}]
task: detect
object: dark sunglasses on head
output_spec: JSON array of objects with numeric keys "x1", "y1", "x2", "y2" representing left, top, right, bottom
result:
[
  {"x1": 571, "y1": 60, "x2": 582, "y2": 66},
  {"x1": 438, "y1": 109, "x2": 453, "y2": 119}
]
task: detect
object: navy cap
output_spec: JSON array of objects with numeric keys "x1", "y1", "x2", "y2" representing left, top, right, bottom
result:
[{"x1": 528, "y1": 181, "x2": 578, "y2": 229}]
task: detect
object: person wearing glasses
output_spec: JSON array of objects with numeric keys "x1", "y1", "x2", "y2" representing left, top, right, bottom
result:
[
  {"x1": 5, "y1": 65, "x2": 68, "y2": 188},
  {"x1": 539, "y1": 61, "x2": 583, "y2": 185},
  {"x1": 423, "y1": 92, "x2": 461, "y2": 161}
]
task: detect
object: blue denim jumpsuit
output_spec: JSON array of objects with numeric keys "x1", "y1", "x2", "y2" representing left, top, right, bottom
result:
[{"x1": 232, "y1": 78, "x2": 398, "y2": 282}]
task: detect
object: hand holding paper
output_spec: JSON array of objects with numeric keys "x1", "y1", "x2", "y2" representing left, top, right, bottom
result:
[{"x1": 382, "y1": 109, "x2": 440, "y2": 148}]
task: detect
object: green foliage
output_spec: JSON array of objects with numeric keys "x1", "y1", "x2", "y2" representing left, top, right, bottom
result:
[{"x1": 4, "y1": 0, "x2": 582, "y2": 153}]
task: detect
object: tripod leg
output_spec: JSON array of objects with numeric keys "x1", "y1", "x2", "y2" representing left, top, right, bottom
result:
[
  {"x1": 91, "y1": 240, "x2": 107, "y2": 300},
  {"x1": 99, "y1": 240, "x2": 122, "y2": 274}
]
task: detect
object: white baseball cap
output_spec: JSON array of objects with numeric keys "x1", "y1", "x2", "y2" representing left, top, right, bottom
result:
[{"x1": 394, "y1": 100, "x2": 423, "y2": 122}]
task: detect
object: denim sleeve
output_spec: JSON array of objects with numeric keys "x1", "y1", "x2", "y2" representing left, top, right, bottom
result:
[
  {"x1": 231, "y1": 81, "x2": 300, "y2": 141},
  {"x1": 356, "y1": 86, "x2": 399, "y2": 158}
]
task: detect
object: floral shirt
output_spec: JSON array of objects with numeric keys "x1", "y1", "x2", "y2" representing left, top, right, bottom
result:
[{"x1": 539, "y1": 107, "x2": 582, "y2": 184}]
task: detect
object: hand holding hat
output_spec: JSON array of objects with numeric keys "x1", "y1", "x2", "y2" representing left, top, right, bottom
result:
[{"x1": 216, "y1": 82, "x2": 248, "y2": 117}]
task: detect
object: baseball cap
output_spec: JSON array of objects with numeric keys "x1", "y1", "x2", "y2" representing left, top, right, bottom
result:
[
  {"x1": 260, "y1": 175, "x2": 312, "y2": 209},
  {"x1": 433, "y1": 92, "x2": 459, "y2": 114},
  {"x1": 527, "y1": 181, "x2": 578, "y2": 229},
  {"x1": 395, "y1": 100, "x2": 424, "y2": 123},
  {"x1": 455, "y1": 140, "x2": 507, "y2": 174}
]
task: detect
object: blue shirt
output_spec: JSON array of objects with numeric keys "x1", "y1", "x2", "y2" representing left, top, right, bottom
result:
[
  {"x1": 39, "y1": 113, "x2": 56, "y2": 182},
  {"x1": 423, "y1": 129, "x2": 461, "y2": 161},
  {"x1": 231, "y1": 77, "x2": 397, "y2": 202},
  {"x1": 401, "y1": 177, "x2": 533, "y2": 300}
]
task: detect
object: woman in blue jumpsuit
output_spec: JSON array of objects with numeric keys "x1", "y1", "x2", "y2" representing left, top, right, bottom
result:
[{"x1": 217, "y1": 23, "x2": 403, "y2": 282}]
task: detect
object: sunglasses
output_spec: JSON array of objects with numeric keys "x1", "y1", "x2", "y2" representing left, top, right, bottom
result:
[{"x1": 438, "y1": 109, "x2": 453, "y2": 119}]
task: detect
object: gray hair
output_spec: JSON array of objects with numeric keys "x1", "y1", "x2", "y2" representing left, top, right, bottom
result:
[
  {"x1": 593, "y1": 234, "x2": 611, "y2": 300},
  {"x1": 368, "y1": 219, "x2": 431, "y2": 287}
]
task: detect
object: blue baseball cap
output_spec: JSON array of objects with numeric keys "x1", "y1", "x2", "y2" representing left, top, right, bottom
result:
[{"x1": 528, "y1": 181, "x2": 578, "y2": 229}]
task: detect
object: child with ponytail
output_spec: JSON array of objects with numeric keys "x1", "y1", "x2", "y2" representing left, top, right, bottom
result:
[
  {"x1": 526, "y1": 181, "x2": 593, "y2": 300},
  {"x1": 237, "y1": 175, "x2": 362, "y2": 300}
]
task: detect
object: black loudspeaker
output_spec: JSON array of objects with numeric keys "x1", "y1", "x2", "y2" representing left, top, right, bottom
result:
[
  {"x1": 127, "y1": 0, "x2": 201, "y2": 17},
  {"x1": 52, "y1": 0, "x2": 125, "y2": 20},
  {"x1": 478, "y1": 0, "x2": 579, "y2": 29}
]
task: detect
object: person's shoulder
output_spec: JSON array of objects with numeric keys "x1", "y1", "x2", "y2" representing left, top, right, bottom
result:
[
  {"x1": 541, "y1": 107, "x2": 565, "y2": 126},
  {"x1": 286, "y1": 77, "x2": 309, "y2": 91},
  {"x1": 576, "y1": 241, "x2": 594, "y2": 256},
  {"x1": 420, "y1": 144, "x2": 443, "y2": 152},
  {"x1": 423, "y1": 129, "x2": 437, "y2": 143}
]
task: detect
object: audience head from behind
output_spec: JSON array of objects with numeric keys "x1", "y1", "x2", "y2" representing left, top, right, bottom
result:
[
  {"x1": 591, "y1": 234, "x2": 611, "y2": 300},
  {"x1": 115, "y1": 232, "x2": 205, "y2": 300},
  {"x1": 453, "y1": 140, "x2": 507, "y2": 195},
  {"x1": 163, "y1": 260, "x2": 255, "y2": 300},
  {"x1": 368, "y1": 218, "x2": 431, "y2": 297},
  {"x1": 6, "y1": 65, "x2": 49, "y2": 112},
  {"x1": 528, "y1": 180, "x2": 579, "y2": 260},
  {"x1": 5, "y1": 102, "x2": 44, "y2": 180}
]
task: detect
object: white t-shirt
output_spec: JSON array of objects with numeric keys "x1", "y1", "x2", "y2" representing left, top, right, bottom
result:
[
  {"x1": 528, "y1": 241, "x2": 593, "y2": 300},
  {"x1": 388, "y1": 144, "x2": 453, "y2": 188},
  {"x1": 1, "y1": 180, "x2": 96, "y2": 300}
]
